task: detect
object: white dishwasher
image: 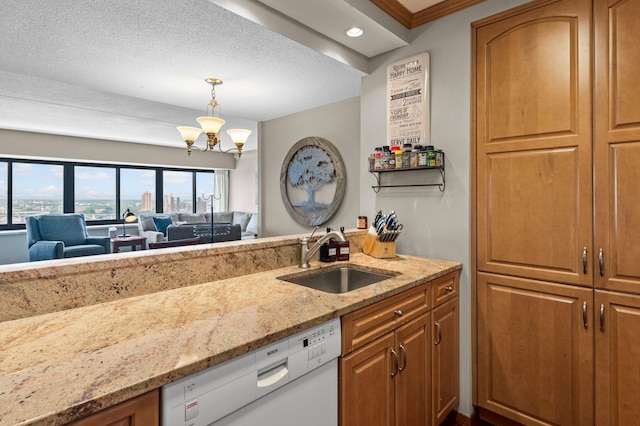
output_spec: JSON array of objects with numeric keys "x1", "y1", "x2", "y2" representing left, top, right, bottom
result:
[{"x1": 161, "y1": 317, "x2": 341, "y2": 426}]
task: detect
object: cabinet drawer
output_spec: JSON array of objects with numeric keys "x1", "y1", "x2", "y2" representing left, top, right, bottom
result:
[
  {"x1": 342, "y1": 284, "x2": 430, "y2": 354},
  {"x1": 432, "y1": 272, "x2": 459, "y2": 307}
]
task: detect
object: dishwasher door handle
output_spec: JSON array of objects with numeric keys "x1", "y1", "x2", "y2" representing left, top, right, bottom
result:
[{"x1": 257, "y1": 359, "x2": 290, "y2": 389}]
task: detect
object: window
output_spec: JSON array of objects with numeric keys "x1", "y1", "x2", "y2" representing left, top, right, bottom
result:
[
  {"x1": 163, "y1": 171, "x2": 192, "y2": 213},
  {"x1": 195, "y1": 172, "x2": 216, "y2": 214},
  {"x1": 121, "y1": 168, "x2": 156, "y2": 216},
  {"x1": 0, "y1": 162, "x2": 6, "y2": 225},
  {"x1": 0, "y1": 157, "x2": 223, "y2": 229},
  {"x1": 12, "y1": 162, "x2": 64, "y2": 224},
  {"x1": 75, "y1": 166, "x2": 116, "y2": 220}
]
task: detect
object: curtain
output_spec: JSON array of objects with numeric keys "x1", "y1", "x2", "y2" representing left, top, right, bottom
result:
[{"x1": 214, "y1": 170, "x2": 229, "y2": 212}]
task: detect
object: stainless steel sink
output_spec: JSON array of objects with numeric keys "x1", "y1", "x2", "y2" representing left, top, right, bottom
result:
[{"x1": 278, "y1": 266, "x2": 396, "y2": 294}]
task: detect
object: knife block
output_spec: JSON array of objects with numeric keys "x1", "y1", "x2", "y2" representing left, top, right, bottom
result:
[{"x1": 362, "y1": 233, "x2": 396, "y2": 259}]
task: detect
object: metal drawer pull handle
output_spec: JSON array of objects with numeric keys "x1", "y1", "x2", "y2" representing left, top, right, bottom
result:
[
  {"x1": 434, "y1": 321, "x2": 442, "y2": 346},
  {"x1": 583, "y1": 301, "x2": 588, "y2": 329},
  {"x1": 583, "y1": 247, "x2": 588, "y2": 274},
  {"x1": 600, "y1": 304, "x2": 605, "y2": 331},
  {"x1": 394, "y1": 309, "x2": 403, "y2": 317},
  {"x1": 445, "y1": 286, "x2": 454, "y2": 292},
  {"x1": 391, "y1": 348, "x2": 399, "y2": 377},
  {"x1": 599, "y1": 248, "x2": 604, "y2": 277},
  {"x1": 399, "y1": 343, "x2": 407, "y2": 372}
]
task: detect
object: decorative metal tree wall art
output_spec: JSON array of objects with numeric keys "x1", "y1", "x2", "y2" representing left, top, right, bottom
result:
[{"x1": 280, "y1": 136, "x2": 346, "y2": 227}]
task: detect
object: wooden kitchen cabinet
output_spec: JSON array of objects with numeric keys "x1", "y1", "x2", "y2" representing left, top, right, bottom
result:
[
  {"x1": 65, "y1": 389, "x2": 158, "y2": 426},
  {"x1": 340, "y1": 271, "x2": 459, "y2": 426},
  {"x1": 593, "y1": 0, "x2": 640, "y2": 294},
  {"x1": 476, "y1": 273, "x2": 593, "y2": 426},
  {"x1": 473, "y1": 0, "x2": 640, "y2": 424},
  {"x1": 595, "y1": 290, "x2": 640, "y2": 425},
  {"x1": 431, "y1": 297, "x2": 459, "y2": 426},
  {"x1": 473, "y1": 0, "x2": 593, "y2": 288}
]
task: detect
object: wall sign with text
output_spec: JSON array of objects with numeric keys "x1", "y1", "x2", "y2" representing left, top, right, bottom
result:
[{"x1": 386, "y1": 52, "x2": 430, "y2": 147}]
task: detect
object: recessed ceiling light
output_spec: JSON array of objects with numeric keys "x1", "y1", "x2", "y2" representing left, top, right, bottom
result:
[{"x1": 345, "y1": 27, "x2": 364, "y2": 38}]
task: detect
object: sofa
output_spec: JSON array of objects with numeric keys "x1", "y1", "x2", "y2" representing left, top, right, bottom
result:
[
  {"x1": 26, "y1": 213, "x2": 112, "y2": 261},
  {"x1": 137, "y1": 211, "x2": 257, "y2": 246}
]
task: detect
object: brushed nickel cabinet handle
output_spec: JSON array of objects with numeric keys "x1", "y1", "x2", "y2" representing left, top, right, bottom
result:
[
  {"x1": 434, "y1": 321, "x2": 442, "y2": 346},
  {"x1": 583, "y1": 301, "x2": 588, "y2": 329},
  {"x1": 445, "y1": 286, "x2": 454, "y2": 292},
  {"x1": 394, "y1": 309, "x2": 403, "y2": 317},
  {"x1": 600, "y1": 304, "x2": 605, "y2": 331},
  {"x1": 391, "y1": 348, "x2": 399, "y2": 377},
  {"x1": 599, "y1": 248, "x2": 604, "y2": 277},
  {"x1": 398, "y1": 343, "x2": 407, "y2": 372},
  {"x1": 583, "y1": 247, "x2": 588, "y2": 274}
]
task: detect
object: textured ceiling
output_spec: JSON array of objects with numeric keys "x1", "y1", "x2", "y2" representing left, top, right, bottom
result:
[
  {"x1": 0, "y1": 0, "x2": 370, "y2": 151},
  {"x1": 0, "y1": 0, "x2": 474, "y2": 153}
]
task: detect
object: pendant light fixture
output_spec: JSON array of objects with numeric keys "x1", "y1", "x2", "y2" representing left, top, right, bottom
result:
[{"x1": 177, "y1": 78, "x2": 252, "y2": 158}]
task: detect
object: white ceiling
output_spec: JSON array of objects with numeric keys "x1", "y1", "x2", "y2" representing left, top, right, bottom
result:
[{"x1": 0, "y1": 0, "x2": 410, "y2": 153}]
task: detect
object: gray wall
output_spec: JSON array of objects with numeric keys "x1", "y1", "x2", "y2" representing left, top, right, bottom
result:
[
  {"x1": 260, "y1": 96, "x2": 361, "y2": 237},
  {"x1": 358, "y1": 0, "x2": 530, "y2": 416},
  {"x1": 229, "y1": 150, "x2": 258, "y2": 213}
]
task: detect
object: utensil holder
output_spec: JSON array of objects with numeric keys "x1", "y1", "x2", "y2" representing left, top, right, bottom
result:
[{"x1": 362, "y1": 233, "x2": 396, "y2": 259}]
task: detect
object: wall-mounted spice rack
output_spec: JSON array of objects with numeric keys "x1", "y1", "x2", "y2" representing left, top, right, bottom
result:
[{"x1": 369, "y1": 165, "x2": 445, "y2": 193}]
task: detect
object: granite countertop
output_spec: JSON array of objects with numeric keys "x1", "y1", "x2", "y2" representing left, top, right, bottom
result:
[{"x1": 0, "y1": 253, "x2": 461, "y2": 426}]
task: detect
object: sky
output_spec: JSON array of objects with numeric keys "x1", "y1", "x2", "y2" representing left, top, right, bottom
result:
[{"x1": 6, "y1": 163, "x2": 210, "y2": 200}]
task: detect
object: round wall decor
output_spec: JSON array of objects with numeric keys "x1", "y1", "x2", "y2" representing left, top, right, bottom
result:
[{"x1": 280, "y1": 136, "x2": 346, "y2": 227}]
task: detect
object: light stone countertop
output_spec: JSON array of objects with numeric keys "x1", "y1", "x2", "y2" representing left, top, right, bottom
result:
[{"x1": 0, "y1": 252, "x2": 461, "y2": 426}]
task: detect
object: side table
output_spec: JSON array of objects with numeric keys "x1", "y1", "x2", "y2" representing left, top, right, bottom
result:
[{"x1": 111, "y1": 235, "x2": 147, "y2": 253}]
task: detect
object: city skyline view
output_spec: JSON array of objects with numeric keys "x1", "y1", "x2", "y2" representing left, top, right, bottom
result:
[{"x1": 0, "y1": 161, "x2": 220, "y2": 224}]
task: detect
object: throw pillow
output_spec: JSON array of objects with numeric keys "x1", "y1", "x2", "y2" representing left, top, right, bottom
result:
[
  {"x1": 213, "y1": 212, "x2": 233, "y2": 223},
  {"x1": 182, "y1": 214, "x2": 207, "y2": 224},
  {"x1": 246, "y1": 214, "x2": 258, "y2": 235},
  {"x1": 139, "y1": 216, "x2": 156, "y2": 232},
  {"x1": 152, "y1": 216, "x2": 173, "y2": 236},
  {"x1": 232, "y1": 212, "x2": 251, "y2": 231}
]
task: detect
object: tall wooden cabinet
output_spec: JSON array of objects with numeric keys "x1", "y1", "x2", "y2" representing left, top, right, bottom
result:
[{"x1": 473, "y1": 0, "x2": 640, "y2": 424}]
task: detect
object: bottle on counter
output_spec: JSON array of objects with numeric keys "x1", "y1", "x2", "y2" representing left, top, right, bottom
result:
[
  {"x1": 320, "y1": 227, "x2": 337, "y2": 262},
  {"x1": 336, "y1": 227, "x2": 350, "y2": 261}
]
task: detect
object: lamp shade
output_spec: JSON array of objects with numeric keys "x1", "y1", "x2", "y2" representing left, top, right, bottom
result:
[
  {"x1": 177, "y1": 126, "x2": 203, "y2": 142},
  {"x1": 197, "y1": 117, "x2": 225, "y2": 134},
  {"x1": 123, "y1": 209, "x2": 137, "y2": 223},
  {"x1": 226, "y1": 129, "x2": 252, "y2": 144}
]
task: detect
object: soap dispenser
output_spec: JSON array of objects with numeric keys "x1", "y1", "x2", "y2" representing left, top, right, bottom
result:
[
  {"x1": 320, "y1": 227, "x2": 337, "y2": 262},
  {"x1": 336, "y1": 226, "x2": 350, "y2": 261}
]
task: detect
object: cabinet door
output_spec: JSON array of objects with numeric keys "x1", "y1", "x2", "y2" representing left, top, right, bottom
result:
[
  {"x1": 340, "y1": 332, "x2": 395, "y2": 426},
  {"x1": 477, "y1": 273, "x2": 593, "y2": 426},
  {"x1": 66, "y1": 390, "x2": 158, "y2": 426},
  {"x1": 593, "y1": 0, "x2": 640, "y2": 293},
  {"x1": 395, "y1": 313, "x2": 431, "y2": 426},
  {"x1": 595, "y1": 290, "x2": 640, "y2": 425},
  {"x1": 432, "y1": 297, "x2": 459, "y2": 426},
  {"x1": 474, "y1": 0, "x2": 593, "y2": 286}
]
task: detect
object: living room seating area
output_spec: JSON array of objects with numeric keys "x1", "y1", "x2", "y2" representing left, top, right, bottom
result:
[
  {"x1": 26, "y1": 214, "x2": 112, "y2": 262},
  {"x1": 137, "y1": 211, "x2": 257, "y2": 247}
]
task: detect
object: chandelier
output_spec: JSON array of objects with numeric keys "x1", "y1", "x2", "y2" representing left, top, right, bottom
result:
[{"x1": 177, "y1": 78, "x2": 252, "y2": 158}]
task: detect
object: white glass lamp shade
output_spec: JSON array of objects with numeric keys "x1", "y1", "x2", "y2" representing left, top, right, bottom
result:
[
  {"x1": 177, "y1": 126, "x2": 203, "y2": 142},
  {"x1": 197, "y1": 117, "x2": 225, "y2": 134},
  {"x1": 226, "y1": 129, "x2": 252, "y2": 144}
]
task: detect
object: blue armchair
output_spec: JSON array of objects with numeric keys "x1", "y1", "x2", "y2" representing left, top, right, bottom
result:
[{"x1": 25, "y1": 214, "x2": 111, "y2": 262}]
